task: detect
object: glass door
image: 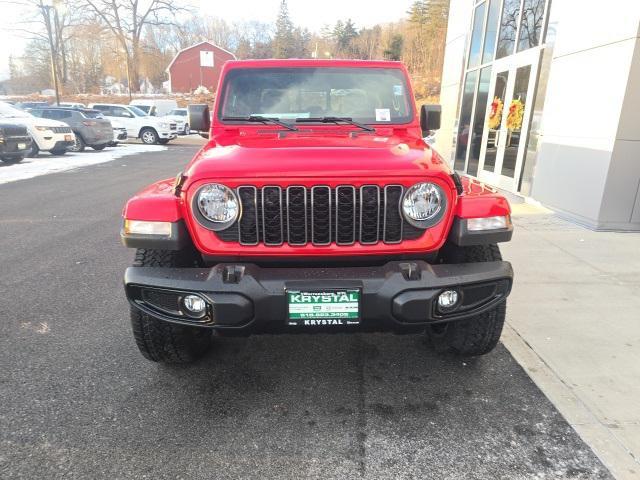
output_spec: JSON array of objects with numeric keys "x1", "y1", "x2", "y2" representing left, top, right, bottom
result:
[{"x1": 477, "y1": 48, "x2": 540, "y2": 191}]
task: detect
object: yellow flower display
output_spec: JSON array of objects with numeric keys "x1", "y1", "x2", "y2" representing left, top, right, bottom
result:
[
  {"x1": 487, "y1": 97, "x2": 503, "y2": 130},
  {"x1": 506, "y1": 98, "x2": 525, "y2": 131}
]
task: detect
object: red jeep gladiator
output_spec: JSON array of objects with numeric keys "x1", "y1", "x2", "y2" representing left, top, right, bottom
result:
[{"x1": 121, "y1": 59, "x2": 513, "y2": 364}]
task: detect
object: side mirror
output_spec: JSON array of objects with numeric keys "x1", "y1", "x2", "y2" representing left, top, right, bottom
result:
[
  {"x1": 420, "y1": 104, "x2": 441, "y2": 137},
  {"x1": 188, "y1": 104, "x2": 211, "y2": 139}
]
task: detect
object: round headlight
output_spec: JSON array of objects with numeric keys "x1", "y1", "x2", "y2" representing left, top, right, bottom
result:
[
  {"x1": 194, "y1": 184, "x2": 239, "y2": 230},
  {"x1": 402, "y1": 182, "x2": 446, "y2": 228}
]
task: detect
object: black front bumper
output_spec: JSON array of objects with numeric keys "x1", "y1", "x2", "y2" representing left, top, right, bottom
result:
[
  {"x1": 0, "y1": 136, "x2": 31, "y2": 156},
  {"x1": 125, "y1": 260, "x2": 513, "y2": 333}
]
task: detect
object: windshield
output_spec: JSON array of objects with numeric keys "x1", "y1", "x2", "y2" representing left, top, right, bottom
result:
[
  {"x1": 128, "y1": 106, "x2": 149, "y2": 117},
  {"x1": 218, "y1": 67, "x2": 413, "y2": 124},
  {"x1": 169, "y1": 109, "x2": 186, "y2": 116},
  {"x1": 0, "y1": 102, "x2": 32, "y2": 119}
]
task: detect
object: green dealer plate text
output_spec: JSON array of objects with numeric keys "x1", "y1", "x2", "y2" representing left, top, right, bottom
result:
[{"x1": 287, "y1": 289, "x2": 361, "y2": 326}]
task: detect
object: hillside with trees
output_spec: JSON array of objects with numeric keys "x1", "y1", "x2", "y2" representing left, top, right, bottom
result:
[{"x1": 2, "y1": 0, "x2": 449, "y2": 104}]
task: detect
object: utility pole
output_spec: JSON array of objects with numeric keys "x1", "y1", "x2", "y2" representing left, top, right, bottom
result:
[{"x1": 41, "y1": 4, "x2": 61, "y2": 105}]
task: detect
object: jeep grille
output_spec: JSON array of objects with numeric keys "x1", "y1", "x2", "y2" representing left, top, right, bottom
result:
[
  {"x1": 51, "y1": 126, "x2": 72, "y2": 134},
  {"x1": 215, "y1": 185, "x2": 424, "y2": 246}
]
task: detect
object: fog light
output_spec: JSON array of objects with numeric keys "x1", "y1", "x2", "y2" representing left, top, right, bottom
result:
[
  {"x1": 182, "y1": 294, "x2": 207, "y2": 316},
  {"x1": 438, "y1": 290, "x2": 459, "y2": 310}
]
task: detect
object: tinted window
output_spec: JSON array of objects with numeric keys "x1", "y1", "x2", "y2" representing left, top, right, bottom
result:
[
  {"x1": 482, "y1": 0, "x2": 501, "y2": 63},
  {"x1": 454, "y1": 70, "x2": 478, "y2": 171},
  {"x1": 496, "y1": 0, "x2": 520, "y2": 59},
  {"x1": 482, "y1": 70, "x2": 509, "y2": 170},
  {"x1": 128, "y1": 106, "x2": 148, "y2": 117},
  {"x1": 82, "y1": 110, "x2": 104, "y2": 119},
  {"x1": 501, "y1": 64, "x2": 532, "y2": 178},
  {"x1": 467, "y1": 67, "x2": 492, "y2": 176},
  {"x1": 517, "y1": 0, "x2": 545, "y2": 51},
  {"x1": 468, "y1": 3, "x2": 486, "y2": 68},
  {"x1": 112, "y1": 107, "x2": 132, "y2": 118}
]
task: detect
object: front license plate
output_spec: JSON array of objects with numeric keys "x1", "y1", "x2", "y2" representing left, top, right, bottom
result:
[
  {"x1": 287, "y1": 289, "x2": 360, "y2": 326},
  {"x1": 64, "y1": 135, "x2": 72, "y2": 141},
  {"x1": 18, "y1": 143, "x2": 26, "y2": 150}
]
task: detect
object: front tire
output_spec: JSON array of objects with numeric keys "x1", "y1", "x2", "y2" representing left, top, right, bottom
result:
[
  {"x1": 50, "y1": 148, "x2": 67, "y2": 155},
  {"x1": 27, "y1": 142, "x2": 39, "y2": 158},
  {"x1": 140, "y1": 128, "x2": 159, "y2": 145},
  {"x1": 426, "y1": 244, "x2": 506, "y2": 357},
  {"x1": 68, "y1": 134, "x2": 85, "y2": 152},
  {"x1": 129, "y1": 248, "x2": 211, "y2": 364},
  {"x1": 0, "y1": 155, "x2": 24, "y2": 164},
  {"x1": 158, "y1": 138, "x2": 170, "y2": 145},
  {"x1": 91, "y1": 144, "x2": 107, "y2": 151}
]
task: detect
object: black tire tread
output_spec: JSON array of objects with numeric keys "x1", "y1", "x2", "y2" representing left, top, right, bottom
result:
[
  {"x1": 130, "y1": 248, "x2": 210, "y2": 363},
  {"x1": 428, "y1": 243, "x2": 506, "y2": 357}
]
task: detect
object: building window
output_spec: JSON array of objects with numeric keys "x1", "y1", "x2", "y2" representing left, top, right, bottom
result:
[
  {"x1": 482, "y1": 70, "x2": 509, "y2": 170},
  {"x1": 482, "y1": 0, "x2": 501, "y2": 64},
  {"x1": 517, "y1": 0, "x2": 545, "y2": 51},
  {"x1": 467, "y1": 67, "x2": 492, "y2": 176},
  {"x1": 500, "y1": 64, "x2": 532, "y2": 178},
  {"x1": 496, "y1": 0, "x2": 520, "y2": 59},
  {"x1": 454, "y1": 70, "x2": 479, "y2": 171},
  {"x1": 468, "y1": 2, "x2": 487, "y2": 68}
]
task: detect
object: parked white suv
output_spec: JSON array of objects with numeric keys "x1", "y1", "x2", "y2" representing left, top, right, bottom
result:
[
  {"x1": 0, "y1": 102, "x2": 75, "y2": 156},
  {"x1": 89, "y1": 104, "x2": 177, "y2": 145}
]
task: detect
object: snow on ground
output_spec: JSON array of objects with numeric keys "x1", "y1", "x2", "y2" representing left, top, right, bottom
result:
[{"x1": 0, "y1": 144, "x2": 167, "y2": 185}]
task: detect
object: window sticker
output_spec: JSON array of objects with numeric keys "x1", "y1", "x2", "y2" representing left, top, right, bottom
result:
[
  {"x1": 375, "y1": 108, "x2": 391, "y2": 122},
  {"x1": 393, "y1": 85, "x2": 404, "y2": 96}
]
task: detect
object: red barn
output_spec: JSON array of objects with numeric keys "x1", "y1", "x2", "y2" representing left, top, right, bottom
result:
[{"x1": 166, "y1": 41, "x2": 236, "y2": 93}]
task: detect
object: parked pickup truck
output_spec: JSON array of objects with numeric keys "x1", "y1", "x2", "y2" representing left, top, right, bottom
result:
[
  {"x1": 121, "y1": 59, "x2": 514, "y2": 364},
  {"x1": 89, "y1": 103, "x2": 177, "y2": 145}
]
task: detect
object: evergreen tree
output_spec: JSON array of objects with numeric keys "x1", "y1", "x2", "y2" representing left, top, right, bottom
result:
[
  {"x1": 333, "y1": 19, "x2": 358, "y2": 56},
  {"x1": 384, "y1": 34, "x2": 404, "y2": 61},
  {"x1": 408, "y1": 1, "x2": 429, "y2": 25},
  {"x1": 273, "y1": 0, "x2": 294, "y2": 58}
]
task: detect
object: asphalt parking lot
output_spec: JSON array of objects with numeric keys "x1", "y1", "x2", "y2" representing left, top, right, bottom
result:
[{"x1": 0, "y1": 145, "x2": 613, "y2": 479}]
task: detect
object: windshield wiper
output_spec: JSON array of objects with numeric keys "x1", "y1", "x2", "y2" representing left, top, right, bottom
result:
[
  {"x1": 222, "y1": 115, "x2": 298, "y2": 131},
  {"x1": 295, "y1": 116, "x2": 375, "y2": 132}
]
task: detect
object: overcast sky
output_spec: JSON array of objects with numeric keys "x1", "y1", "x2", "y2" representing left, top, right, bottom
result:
[{"x1": 0, "y1": 0, "x2": 414, "y2": 81}]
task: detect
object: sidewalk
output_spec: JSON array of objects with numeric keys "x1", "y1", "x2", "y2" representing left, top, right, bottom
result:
[{"x1": 500, "y1": 201, "x2": 640, "y2": 479}]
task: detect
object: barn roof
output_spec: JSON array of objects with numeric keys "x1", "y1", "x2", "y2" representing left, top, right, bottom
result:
[{"x1": 166, "y1": 41, "x2": 237, "y2": 73}]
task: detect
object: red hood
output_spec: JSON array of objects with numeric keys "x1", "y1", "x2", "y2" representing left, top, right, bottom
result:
[{"x1": 183, "y1": 128, "x2": 452, "y2": 185}]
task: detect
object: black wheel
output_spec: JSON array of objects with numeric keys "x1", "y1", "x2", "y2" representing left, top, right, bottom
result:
[
  {"x1": 68, "y1": 134, "x2": 85, "y2": 152},
  {"x1": 27, "y1": 141, "x2": 39, "y2": 158},
  {"x1": 91, "y1": 144, "x2": 107, "y2": 151},
  {"x1": 140, "y1": 128, "x2": 159, "y2": 145},
  {"x1": 426, "y1": 244, "x2": 506, "y2": 357},
  {"x1": 0, "y1": 155, "x2": 24, "y2": 164},
  {"x1": 129, "y1": 248, "x2": 211, "y2": 364},
  {"x1": 158, "y1": 138, "x2": 170, "y2": 145},
  {"x1": 50, "y1": 148, "x2": 67, "y2": 155}
]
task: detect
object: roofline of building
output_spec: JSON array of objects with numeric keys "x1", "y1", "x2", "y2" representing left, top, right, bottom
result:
[{"x1": 166, "y1": 41, "x2": 237, "y2": 73}]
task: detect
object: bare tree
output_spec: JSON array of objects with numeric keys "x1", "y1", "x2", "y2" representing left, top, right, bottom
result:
[{"x1": 79, "y1": 0, "x2": 191, "y2": 95}]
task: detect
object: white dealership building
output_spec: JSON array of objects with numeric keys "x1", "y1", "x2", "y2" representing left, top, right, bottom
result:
[{"x1": 435, "y1": 0, "x2": 640, "y2": 231}]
